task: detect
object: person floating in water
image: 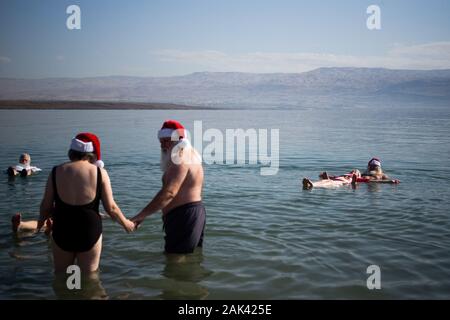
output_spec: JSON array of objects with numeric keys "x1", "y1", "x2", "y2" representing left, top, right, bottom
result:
[
  {"x1": 6, "y1": 153, "x2": 41, "y2": 177},
  {"x1": 302, "y1": 169, "x2": 365, "y2": 190},
  {"x1": 131, "y1": 120, "x2": 206, "y2": 255},
  {"x1": 11, "y1": 212, "x2": 53, "y2": 235},
  {"x1": 11, "y1": 211, "x2": 108, "y2": 235},
  {"x1": 302, "y1": 158, "x2": 400, "y2": 190},
  {"x1": 362, "y1": 157, "x2": 400, "y2": 183}
]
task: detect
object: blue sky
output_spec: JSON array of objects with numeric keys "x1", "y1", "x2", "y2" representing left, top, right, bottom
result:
[{"x1": 1, "y1": 0, "x2": 450, "y2": 78}]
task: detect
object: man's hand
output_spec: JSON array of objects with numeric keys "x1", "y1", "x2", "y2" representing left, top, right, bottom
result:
[{"x1": 131, "y1": 213, "x2": 146, "y2": 229}]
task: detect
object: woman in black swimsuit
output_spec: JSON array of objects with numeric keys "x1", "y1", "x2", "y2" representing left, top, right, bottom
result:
[{"x1": 38, "y1": 133, "x2": 135, "y2": 273}]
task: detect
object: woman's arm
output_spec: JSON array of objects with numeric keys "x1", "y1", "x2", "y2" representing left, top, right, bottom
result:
[{"x1": 100, "y1": 168, "x2": 135, "y2": 233}]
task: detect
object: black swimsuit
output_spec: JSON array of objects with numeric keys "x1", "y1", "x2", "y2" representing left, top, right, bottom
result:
[{"x1": 51, "y1": 166, "x2": 103, "y2": 252}]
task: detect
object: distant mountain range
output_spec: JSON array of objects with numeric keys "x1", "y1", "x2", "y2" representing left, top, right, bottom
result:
[{"x1": 1, "y1": 67, "x2": 450, "y2": 107}]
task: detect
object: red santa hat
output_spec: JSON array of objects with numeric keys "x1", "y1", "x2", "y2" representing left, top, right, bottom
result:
[
  {"x1": 157, "y1": 120, "x2": 187, "y2": 140},
  {"x1": 158, "y1": 120, "x2": 192, "y2": 150},
  {"x1": 70, "y1": 132, "x2": 104, "y2": 168}
]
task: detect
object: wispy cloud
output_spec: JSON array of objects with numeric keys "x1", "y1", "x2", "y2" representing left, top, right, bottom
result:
[
  {"x1": 0, "y1": 56, "x2": 11, "y2": 64},
  {"x1": 152, "y1": 42, "x2": 450, "y2": 73}
]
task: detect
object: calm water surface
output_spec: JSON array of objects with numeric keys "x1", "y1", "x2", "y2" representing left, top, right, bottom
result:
[{"x1": 1, "y1": 106, "x2": 450, "y2": 299}]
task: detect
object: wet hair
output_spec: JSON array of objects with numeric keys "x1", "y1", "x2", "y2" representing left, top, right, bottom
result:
[{"x1": 68, "y1": 149, "x2": 97, "y2": 163}]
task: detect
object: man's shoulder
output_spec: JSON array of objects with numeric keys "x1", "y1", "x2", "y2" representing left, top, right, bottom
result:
[{"x1": 165, "y1": 161, "x2": 189, "y2": 178}]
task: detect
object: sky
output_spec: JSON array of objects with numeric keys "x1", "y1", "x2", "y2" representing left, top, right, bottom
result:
[{"x1": 1, "y1": 0, "x2": 450, "y2": 78}]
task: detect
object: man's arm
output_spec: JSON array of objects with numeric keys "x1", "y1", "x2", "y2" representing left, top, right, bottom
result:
[
  {"x1": 132, "y1": 162, "x2": 189, "y2": 225},
  {"x1": 378, "y1": 173, "x2": 400, "y2": 183},
  {"x1": 372, "y1": 179, "x2": 400, "y2": 184}
]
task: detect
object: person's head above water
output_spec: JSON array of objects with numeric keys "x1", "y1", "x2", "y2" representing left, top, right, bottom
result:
[
  {"x1": 368, "y1": 157, "x2": 381, "y2": 171},
  {"x1": 158, "y1": 119, "x2": 187, "y2": 150},
  {"x1": 68, "y1": 132, "x2": 104, "y2": 168},
  {"x1": 157, "y1": 120, "x2": 193, "y2": 172},
  {"x1": 350, "y1": 169, "x2": 362, "y2": 178},
  {"x1": 366, "y1": 157, "x2": 384, "y2": 176},
  {"x1": 19, "y1": 153, "x2": 31, "y2": 165}
]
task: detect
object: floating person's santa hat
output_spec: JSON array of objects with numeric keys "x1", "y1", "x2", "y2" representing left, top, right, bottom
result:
[
  {"x1": 70, "y1": 132, "x2": 104, "y2": 168},
  {"x1": 368, "y1": 157, "x2": 381, "y2": 168}
]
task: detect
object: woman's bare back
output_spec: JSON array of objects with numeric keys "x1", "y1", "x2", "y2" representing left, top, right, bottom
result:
[{"x1": 55, "y1": 161, "x2": 99, "y2": 205}]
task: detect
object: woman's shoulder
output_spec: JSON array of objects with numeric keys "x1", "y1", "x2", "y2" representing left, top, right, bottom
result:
[
  {"x1": 56, "y1": 161, "x2": 74, "y2": 168},
  {"x1": 57, "y1": 161, "x2": 99, "y2": 173},
  {"x1": 54, "y1": 162, "x2": 72, "y2": 173},
  {"x1": 99, "y1": 167, "x2": 109, "y2": 178}
]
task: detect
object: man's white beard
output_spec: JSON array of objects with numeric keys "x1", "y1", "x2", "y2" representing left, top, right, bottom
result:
[
  {"x1": 160, "y1": 140, "x2": 198, "y2": 172},
  {"x1": 160, "y1": 150, "x2": 171, "y2": 172}
]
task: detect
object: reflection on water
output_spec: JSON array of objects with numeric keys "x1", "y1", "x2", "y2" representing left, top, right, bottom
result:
[
  {"x1": 366, "y1": 183, "x2": 383, "y2": 193},
  {"x1": 9, "y1": 229, "x2": 108, "y2": 300},
  {"x1": 53, "y1": 271, "x2": 108, "y2": 300},
  {"x1": 158, "y1": 249, "x2": 212, "y2": 300}
]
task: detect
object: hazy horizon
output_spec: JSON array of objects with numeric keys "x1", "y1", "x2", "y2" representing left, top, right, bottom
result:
[{"x1": 2, "y1": 66, "x2": 450, "y2": 80}]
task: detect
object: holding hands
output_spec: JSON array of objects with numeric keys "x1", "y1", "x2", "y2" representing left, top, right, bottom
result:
[{"x1": 122, "y1": 219, "x2": 136, "y2": 233}]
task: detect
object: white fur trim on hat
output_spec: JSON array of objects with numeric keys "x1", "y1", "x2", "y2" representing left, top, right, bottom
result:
[
  {"x1": 70, "y1": 138, "x2": 94, "y2": 153},
  {"x1": 158, "y1": 128, "x2": 186, "y2": 140},
  {"x1": 95, "y1": 160, "x2": 105, "y2": 168},
  {"x1": 158, "y1": 128, "x2": 174, "y2": 139}
]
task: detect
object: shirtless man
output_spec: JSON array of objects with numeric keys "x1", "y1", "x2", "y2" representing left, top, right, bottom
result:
[
  {"x1": 362, "y1": 157, "x2": 400, "y2": 183},
  {"x1": 302, "y1": 169, "x2": 362, "y2": 190},
  {"x1": 131, "y1": 120, "x2": 205, "y2": 254}
]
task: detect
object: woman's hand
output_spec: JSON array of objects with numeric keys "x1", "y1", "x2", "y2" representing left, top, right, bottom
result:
[{"x1": 123, "y1": 219, "x2": 136, "y2": 233}]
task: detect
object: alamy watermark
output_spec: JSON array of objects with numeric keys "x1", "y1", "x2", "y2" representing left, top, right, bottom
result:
[
  {"x1": 367, "y1": 5, "x2": 381, "y2": 30},
  {"x1": 66, "y1": 4, "x2": 380, "y2": 31},
  {"x1": 366, "y1": 265, "x2": 381, "y2": 290},
  {"x1": 66, "y1": 265, "x2": 81, "y2": 290},
  {"x1": 66, "y1": 5, "x2": 81, "y2": 30},
  {"x1": 169, "y1": 121, "x2": 279, "y2": 176}
]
